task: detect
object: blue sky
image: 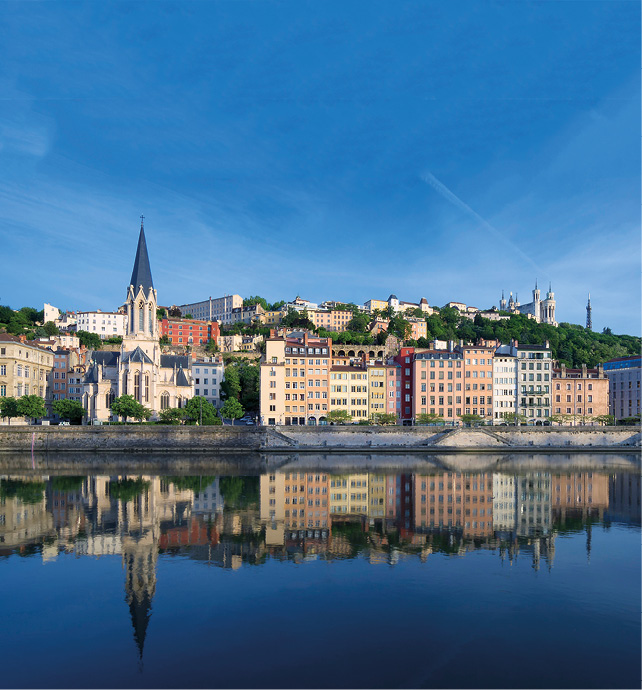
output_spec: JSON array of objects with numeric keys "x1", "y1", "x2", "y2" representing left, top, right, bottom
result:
[{"x1": 1, "y1": 1, "x2": 639, "y2": 334}]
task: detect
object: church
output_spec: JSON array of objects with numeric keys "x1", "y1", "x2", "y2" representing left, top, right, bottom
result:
[
  {"x1": 82, "y1": 220, "x2": 194, "y2": 421},
  {"x1": 500, "y1": 281, "x2": 557, "y2": 326}
]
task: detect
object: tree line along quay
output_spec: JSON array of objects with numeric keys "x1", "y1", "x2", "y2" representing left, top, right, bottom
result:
[{"x1": 0, "y1": 222, "x2": 639, "y2": 428}]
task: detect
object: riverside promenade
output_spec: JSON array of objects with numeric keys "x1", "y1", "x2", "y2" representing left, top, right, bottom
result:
[{"x1": 0, "y1": 425, "x2": 639, "y2": 454}]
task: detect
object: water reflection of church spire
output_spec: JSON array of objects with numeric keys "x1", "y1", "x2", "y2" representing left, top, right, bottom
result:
[{"x1": 123, "y1": 531, "x2": 158, "y2": 660}]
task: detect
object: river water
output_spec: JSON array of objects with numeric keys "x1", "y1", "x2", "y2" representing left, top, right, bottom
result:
[{"x1": 0, "y1": 457, "x2": 639, "y2": 689}]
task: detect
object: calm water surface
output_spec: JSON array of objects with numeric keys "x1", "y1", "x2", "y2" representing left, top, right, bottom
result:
[{"x1": 0, "y1": 460, "x2": 639, "y2": 689}]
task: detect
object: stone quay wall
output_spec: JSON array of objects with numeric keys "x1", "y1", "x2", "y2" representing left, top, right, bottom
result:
[{"x1": 0, "y1": 425, "x2": 638, "y2": 454}]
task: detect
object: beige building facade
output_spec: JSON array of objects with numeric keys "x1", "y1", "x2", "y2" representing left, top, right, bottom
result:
[
  {"x1": 260, "y1": 331, "x2": 332, "y2": 425},
  {"x1": 0, "y1": 334, "x2": 54, "y2": 416}
]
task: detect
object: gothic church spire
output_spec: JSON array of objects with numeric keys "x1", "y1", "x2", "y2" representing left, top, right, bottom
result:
[{"x1": 129, "y1": 216, "x2": 154, "y2": 292}]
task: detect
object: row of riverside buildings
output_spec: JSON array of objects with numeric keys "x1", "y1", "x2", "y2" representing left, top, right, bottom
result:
[
  {"x1": 1, "y1": 223, "x2": 639, "y2": 424},
  {"x1": 259, "y1": 330, "x2": 638, "y2": 426}
]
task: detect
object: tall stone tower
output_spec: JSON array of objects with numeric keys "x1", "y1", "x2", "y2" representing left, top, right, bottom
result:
[
  {"x1": 125, "y1": 217, "x2": 158, "y2": 345},
  {"x1": 541, "y1": 282, "x2": 557, "y2": 326},
  {"x1": 586, "y1": 293, "x2": 592, "y2": 331}
]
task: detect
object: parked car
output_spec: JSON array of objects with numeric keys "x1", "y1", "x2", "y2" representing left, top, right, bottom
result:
[{"x1": 59, "y1": 421, "x2": 70, "y2": 426}]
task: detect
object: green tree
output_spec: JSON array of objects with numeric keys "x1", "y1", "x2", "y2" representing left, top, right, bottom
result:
[
  {"x1": 388, "y1": 315, "x2": 411, "y2": 340},
  {"x1": 110, "y1": 394, "x2": 151, "y2": 423},
  {"x1": 416, "y1": 412, "x2": 444, "y2": 425},
  {"x1": 327, "y1": 409, "x2": 352, "y2": 424},
  {"x1": 51, "y1": 476, "x2": 86, "y2": 492},
  {"x1": 109, "y1": 478, "x2": 149, "y2": 501},
  {"x1": 205, "y1": 339, "x2": 219, "y2": 354},
  {"x1": 156, "y1": 307, "x2": 167, "y2": 320},
  {"x1": 159, "y1": 335, "x2": 171, "y2": 345},
  {"x1": 346, "y1": 312, "x2": 371, "y2": 333},
  {"x1": 243, "y1": 295, "x2": 269, "y2": 311},
  {"x1": 220, "y1": 364, "x2": 241, "y2": 400},
  {"x1": 43, "y1": 321, "x2": 59, "y2": 336},
  {"x1": 371, "y1": 412, "x2": 397, "y2": 425},
  {"x1": 184, "y1": 313, "x2": 193, "y2": 319},
  {"x1": 238, "y1": 363, "x2": 260, "y2": 412},
  {"x1": 0, "y1": 478, "x2": 46, "y2": 504},
  {"x1": 162, "y1": 475, "x2": 217, "y2": 492},
  {"x1": 460, "y1": 414, "x2": 484, "y2": 427},
  {"x1": 158, "y1": 408, "x2": 185, "y2": 425},
  {"x1": 76, "y1": 330, "x2": 102, "y2": 350},
  {"x1": 183, "y1": 396, "x2": 221, "y2": 425},
  {"x1": 593, "y1": 414, "x2": 615, "y2": 426},
  {"x1": 17, "y1": 395, "x2": 46, "y2": 423},
  {"x1": 0, "y1": 305, "x2": 14, "y2": 324},
  {"x1": 502, "y1": 412, "x2": 528, "y2": 425},
  {"x1": 52, "y1": 399, "x2": 86, "y2": 423},
  {"x1": 220, "y1": 398, "x2": 244, "y2": 424},
  {"x1": 0, "y1": 397, "x2": 20, "y2": 425},
  {"x1": 268, "y1": 300, "x2": 285, "y2": 312}
]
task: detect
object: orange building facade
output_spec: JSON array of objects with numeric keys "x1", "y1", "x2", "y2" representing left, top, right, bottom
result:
[
  {"x1": 552, "y1": 364, "x2": 609, "y2": 421},
  {"x1": 160, "y1": 317, "x2": 220, "y2": 347}
]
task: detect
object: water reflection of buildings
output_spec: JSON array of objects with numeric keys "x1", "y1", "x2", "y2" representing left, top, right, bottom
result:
[{"x1": 0, "y1": 467, "x2": 633, "y2": 653}]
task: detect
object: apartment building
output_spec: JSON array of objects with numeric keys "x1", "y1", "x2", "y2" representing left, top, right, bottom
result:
[
  {"x1": 191, "y1": 356, "x2": 225, "y2": 408},
  {"x1": 0, "y1": 334, "x2": 54, "y2": 410},
  {"x1": 263, "y1": 306, "x2": 288, "y2": 326},
  {"x1": 407, "y1": 318, "x2": 428, "y2": 340},
  {"x1": 461, "y1": 342, "x2": 495, "y2": 420},
  {"x1": 517, "y1": 342, "x2": 553, "y2": 423},
  {"x1": 411, "y1": 348, "x2": 464, "y2": 423},
  {"x1": 260, "y1": 331, "x2": 332, "y2": 426},
  {"x1": 230, "y1": 303, "x2": 265, "y2": 325},
  {"x1": 160, "y1": 317, "x2": 219, "y2": 346},
  {"x1": 75, "y1": 310, "x2": 127, "y2": 339},
  {"x1": 285, "y1": 297, "x2": 318, "y2": 312},
  {"x1": 602, "y1": 356, "x2": 641, "y2": 421},
  {"x1": 177, "y1": 294, "x2": 243, "y2": 325},
  {"x1": 219, "y1": 334, "x2": 262, "y2": 353},
  {"x1": 493, "y1": 344, "x2": 518, "y2": 422},
  {"x1": 552, "y1": 364, "x2": 609, "y2": 422},
  {"x1": 50, "y1": 348, "x2": 87, "y2": 403},
  {"x1": 364, "y1": 295, "x2": 433, "y2": 315},
  {"x1": 330, "y1": 364, "x2": 369, "y2": 420},
  {"x1": 308, "y1": 309, "x2": 354, "y2": 332},
  {"x1": 367, "y1": 362, "x2": 400, "y2": 420}
]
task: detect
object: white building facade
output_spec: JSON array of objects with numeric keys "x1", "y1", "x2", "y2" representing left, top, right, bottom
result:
[
  {"x1": 493, "y1": 344, "x2": 518, "y2": 423},
  {"x1": 177, "y1": 295, "x2": 243, "y2": 325},
  {"x1": 191, "y1": 356, "x2": 225, "y2": 408},
  {"x1": 76, "y1": 310, "x2": 127, "y2": 339}
]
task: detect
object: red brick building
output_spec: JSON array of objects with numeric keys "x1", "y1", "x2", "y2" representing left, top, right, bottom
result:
[{"x1": 160, "y1": 317, "x2": 220, "y2": 347}]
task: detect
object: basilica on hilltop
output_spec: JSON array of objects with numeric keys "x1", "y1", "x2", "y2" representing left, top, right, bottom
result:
[
  {"x1": 82, "y1": 220, "x2": 193, "y2": 421},
  {"x1": 500, "y1": 281, "x2": 557, "y2": 326}
]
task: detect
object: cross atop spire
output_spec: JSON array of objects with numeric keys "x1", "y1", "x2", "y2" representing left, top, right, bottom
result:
[{"x1": 130, "y1": 218, "x2": 154, "y2": 292}]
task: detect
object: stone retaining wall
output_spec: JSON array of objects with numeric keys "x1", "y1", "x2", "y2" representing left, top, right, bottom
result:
[{"x1": 0, "y1": 425, "x2": 638, "y2": 454}]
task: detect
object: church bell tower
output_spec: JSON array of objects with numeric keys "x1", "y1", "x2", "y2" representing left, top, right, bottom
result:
[{"x1": 125, "y1": 216, "x2": 158, "y2": 342}]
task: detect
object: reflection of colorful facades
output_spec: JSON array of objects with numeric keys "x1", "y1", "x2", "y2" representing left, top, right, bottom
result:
[
  {"x1": 280, "y1": 471, "x2": 331, "y2": 529},
  {"x1": 516, "y1": 472, "x2": 552, "y2": 535},
  {"x1": 413, "y1": 472, "x2": 493, "y2": 536},
  {"x1": 550, "y1": 472, "x2": 609, "y2": 519}
]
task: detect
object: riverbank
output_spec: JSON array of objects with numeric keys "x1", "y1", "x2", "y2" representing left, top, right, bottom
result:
[{"x1": 0, "y1": 425, "x2": 638, "y2": 454}]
